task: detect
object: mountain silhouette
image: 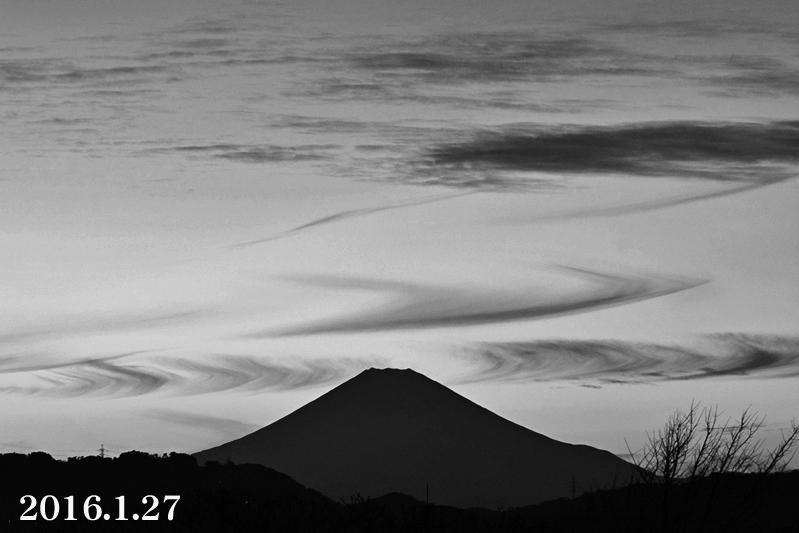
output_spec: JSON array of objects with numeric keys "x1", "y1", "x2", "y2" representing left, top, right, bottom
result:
[{"x1": 194, "y1": 368, "x2": 635, "y2": 508}]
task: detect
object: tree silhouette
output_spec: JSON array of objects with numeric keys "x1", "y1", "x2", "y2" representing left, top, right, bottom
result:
[{"x1": 624, "y1": 402, "x2": 799, "y2": 532}]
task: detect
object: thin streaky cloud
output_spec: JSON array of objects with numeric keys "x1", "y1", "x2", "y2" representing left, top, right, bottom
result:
[
  {"x1": 60, "y1": 35, "x2": 121, "y2": 43},
  {"x1": 342, "y1": 33, "x2": 671, "y2": 85},
  {"x1": 143, "y1": 409, "x2": 260, "y2": 440},
  {"x1": 0, "y1": 441, "x2": 38, "y2": 452},
  {"x1": 0, "y1": 352, "x2": 148, "y2": 375},
  {"x1": 598, "y1": 19, "x2": 773, "y2": 38},
  {"x1": 516, "y1": 172, "x2": 793, "y2": 223},
  {"x1": 168, "y1": 143, "x2": 340, "y2": 163},
  {"x1": 706, "y1": 69, "x2": 799, "y2": 98},
  {"x1": 269, "y1": 115, "x2": 371, "y2": 133},
  {"x1": 267, "y1": 267, "x2": 705, "y2": 336},
  {"x1": 228, "y1": 191, "x2": 475, "y2": 249},
  {"x1": 286, "y1": 30, "x2": 677, "y2": 110},
  {"x1": 0, "y1": 311, "x2": 204, "y2": 347},
  {"x1": 295, "y1": 78, "x2": 604, "y2": 112},
  {"x1": 54, "y1": 65, "x2": 174, "y2": 82}
]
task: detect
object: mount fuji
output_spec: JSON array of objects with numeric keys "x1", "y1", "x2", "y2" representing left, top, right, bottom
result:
[{"x1": 194, "y1": 368, "x2": 635, "y2": 508}]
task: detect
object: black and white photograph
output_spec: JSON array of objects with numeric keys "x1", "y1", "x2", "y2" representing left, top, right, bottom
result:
[{"x1": 2, "y1": 0, "x2": 798, "y2": 531}]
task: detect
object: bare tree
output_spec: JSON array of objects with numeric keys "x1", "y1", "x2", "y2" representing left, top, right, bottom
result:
[
  {"x1": 624, "y1": 402, "x2": 798, "y2": 532},
  {"x1": 628, "y1": 402, "x2": 798, "y2": 482}
]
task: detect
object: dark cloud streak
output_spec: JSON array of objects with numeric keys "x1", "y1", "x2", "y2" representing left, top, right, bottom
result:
[
  {"x1": 228, "y1": 191, "x2": 474, "y2": 249},
  {"x1": 408, "y1": 121, "x2": 798, "y2": 203},
  {"x1": 425, "y1": 121, "x2": 799, "y2": 178},
  {"x1": 170, "y1": 143, "x2": 340, "y2": 163},
  {"x1": 268, "y1": 267, "x2": 704, "y2": 336}
]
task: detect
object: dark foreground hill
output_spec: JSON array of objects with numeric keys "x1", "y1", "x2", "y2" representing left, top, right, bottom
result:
[
  {"x1": 195, "y1": 367, "x2": 636, "y2": 508},
  {"x1": 2, "y1": 452, "x2": 797, "y2": 533},
  {"x1": 0, "y1": 451, "x2": 331, "y2": 532}
]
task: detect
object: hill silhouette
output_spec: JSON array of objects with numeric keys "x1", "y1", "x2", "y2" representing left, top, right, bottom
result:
[
  {"x1": 3, "y1": 452, "x2": 797, "y2": 532},
  {"x1": 0, "y1": 451, "x2": 331, "y2": 532},
  {"x1": 194, "y1": 367, "x2": 636, "y2": 508}
]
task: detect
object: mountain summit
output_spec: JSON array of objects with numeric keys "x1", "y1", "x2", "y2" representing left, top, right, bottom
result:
[{"x1": 194, "y1": 367, "x2": 635, "y2": 508}]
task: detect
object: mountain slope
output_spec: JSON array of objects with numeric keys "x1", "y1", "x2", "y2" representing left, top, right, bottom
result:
[{"x1": 194, "y1": 368, "x2": 635, "y2": 508}]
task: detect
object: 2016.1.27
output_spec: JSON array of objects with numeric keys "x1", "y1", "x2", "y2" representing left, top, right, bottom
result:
[{"x1": 20, "y1": 495, "x2": 180, "y2": 521}]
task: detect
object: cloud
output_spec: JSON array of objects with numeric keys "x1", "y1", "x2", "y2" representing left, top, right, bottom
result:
[
  {"x1": 229, "y1": 191, "x2": 474, "y2": 248},
  {"x1": 456, "y1": 335, "x2": 799, "y2": 386},
  {"x1": 0, "y1": 59, "x2": 53, "y2": 84},
  {"x1": 267, "y1": 266, "x2": 704, "y2": 336},
  {"x1": 0, "y1": 352, "x2": 141, "y2": 375},
  {"x1": 282, "y1": 31, "x2": 671, "y2": 111},
  {"x1": 704, "y1": 56, "x2": 799, "y2": 97},
  {"x1": 410, "y1": 121, "x2": 799, "y2": 196},
  {"x1": 279, "y1": 25, "x2": 796, "y2": 112},
  {"x1": 170, "y1": 143, "x2": 340, "y2": 163},
  {"x1": 179, "y1": 38, "x2": 233, "y2": 50},
  {"x1": 140, "y1": 37, "x2": 241, "y2": 61},
  {"x1": 0, "y1": 353, "x2": 167, "y2": 397},
  {"x1": 0, "y1": 57, "x2": 180, "y2": 89},
  {"x1": 6, "y1": 6, "x2": 795, "y2": 196},
  {"x1": 596, "y1": 19, "x2": 799, "y2": 99},
  {"x1": 214, "y1": 54, "x2": 332, "y2": 67},
  {"x1": 527, "y1": 172, "x2": 790, "y2": 221},
  {"x1": 139, "y1": 11, "x2": 329, "y2": 66},
  {"x1": 0, "y1": 441, "x2": 35, "y2": 452},
  {"x1": 226, "y1": 26, "x2": 678, "y2": 113},
  {"x1": 599, "y1": 19, "x2": 772, "y2": 38},
  {"x1": 143, "y1": 409, "x2": 260, "y2": 439},
  {"x1": 344, "y1": 33, "x2": 667, "y2": 85},
  {"x1": 297, "y1": 79, "x2": 395, "y2": 100},
  {"x1": 715, "y1": 71, "x2": 799, "y2": 97},
  {"x1": 61, "y1": 34, "x2": 121, "y2": 43},
  {"x1": 295, "y1": 78, "x2": 605, "y2": 112},
  {"x1": 168, "y1": 17, "x2": 243, "y2": 36},
  {"x1": 425, "y1": 121, "x2": 799, "y2": 177},
  {"x1": 0, "y1": 310, "x2": 204, "y2": 347},
  {"x1": 0, "y1": 353, "x2": 381, "y2": 398},
  {"x1": 55, "y1": 64, "x2": 173, "y2": 82},
  {"x1": 269, "y1": 115, "x2": 371, "y2": 134},
  {"x1": 164, "y1": 356, "x2": 377, "y2": 394}
]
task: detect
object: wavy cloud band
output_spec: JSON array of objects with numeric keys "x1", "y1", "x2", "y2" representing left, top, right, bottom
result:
[
  {"x1": 458, "y1": 335, "x2": 799, "y2": 386},
  {"x1": 269, "y1": 266, "x2": 704, "y2": 336},
  {"x1": 0, "y1": 354, "x2": 379, "y2": 398}
]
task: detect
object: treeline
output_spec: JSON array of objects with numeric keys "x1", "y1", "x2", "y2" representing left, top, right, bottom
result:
[
  {"x1": 1, "y1": 451, "x2": 798, "y2": 532},
  {"x1": 509, "y1": 469, "x2": 799, "y2": 533}
]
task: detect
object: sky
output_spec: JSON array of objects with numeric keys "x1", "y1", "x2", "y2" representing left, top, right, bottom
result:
[{"x1": 1, "y1": 0, "x2": 798, "y2": 467}]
